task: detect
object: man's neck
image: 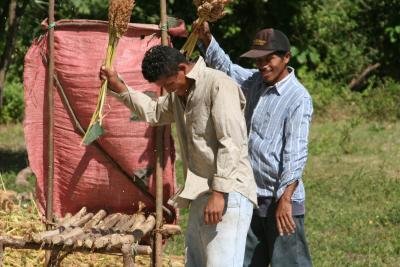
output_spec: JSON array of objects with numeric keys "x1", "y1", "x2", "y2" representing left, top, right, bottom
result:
[{"x1": 266, "y1": 67, "x2": 290, "y2": 87}]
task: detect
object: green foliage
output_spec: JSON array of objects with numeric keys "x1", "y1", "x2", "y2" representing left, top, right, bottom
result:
[
  {"x1": 355, "y1": 0, "x2": 400, "y2": 79},
  {"x1": 56, "y1": 0, "x2": 108, "y2": 19},
  {"x1": 291, "y1": 0, "x2": 375, "y2": 82},
  {"x1": 290, "y1": 0, "x2": 400, "y2": 83},
  {"x1": 385, "y1": 25, "x2": 400, "y2": 43},
  {"x1": 3, "y1": 0, "x2": 400, "y2": 83},
  {"x1": 297, "y1": 70, "x2": 343, "y2": 113},
  {"x1": 1, "y1": 0, "x2": 400, "y2": 122},
  {"x1": 0, "y1": 81, "x2": 24, "y2": 124},
  {"x1": 361, "y1": 78, "x2": 400, "y2": 121},
  {"x1": 297, "y1": 71, "x2": 400, "y2": 121}
]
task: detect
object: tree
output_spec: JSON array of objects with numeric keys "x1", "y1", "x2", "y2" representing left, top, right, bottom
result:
[
  {"x1": 0, "y1": 0, "x2": 29, "y2": 109},
  {"x1": 1, "y1": 0, "x2": 399, "y2": 121}
]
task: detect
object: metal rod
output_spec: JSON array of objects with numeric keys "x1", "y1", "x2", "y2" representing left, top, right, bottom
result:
[
  {"x1": 46, "y1": 0, "x2": 55, "y2": 230},
  {"x1": 154, "y1": 0, "x2": 168, "y2": 266}
]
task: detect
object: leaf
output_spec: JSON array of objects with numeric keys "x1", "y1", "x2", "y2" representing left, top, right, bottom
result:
[
  {"x1": 309, "y1": 51, "x2": 320, "y2": 64},
  {"x1": 297, "y1": 51, "x2": 308, "y2": 64},
  {"x1": 82, "y1": 121, "x2": 104, "y2": 145},
  {"x1": 291, "y1": 46, "x2": 299, "y2": 57}
]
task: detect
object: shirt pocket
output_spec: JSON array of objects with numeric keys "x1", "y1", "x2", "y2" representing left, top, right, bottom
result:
[
  {"x1": 191, "y1": 112, "x2": 211, "y2": 137},
  {"x1": 252, "y1": 110, "x2": 271, "y2": 136}
]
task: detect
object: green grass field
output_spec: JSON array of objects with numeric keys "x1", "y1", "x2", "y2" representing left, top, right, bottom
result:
[
  {"x1": 306, "y1": 120, "x2": 400, "y2": 266},
  {"x1": 1, "y1": 119, "x2": 399, "y2": 266}
]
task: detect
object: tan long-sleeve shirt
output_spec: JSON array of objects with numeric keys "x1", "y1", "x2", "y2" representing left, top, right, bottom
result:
[{"x1": 110, "y1": 57, "x2": 256, "y2": 207}]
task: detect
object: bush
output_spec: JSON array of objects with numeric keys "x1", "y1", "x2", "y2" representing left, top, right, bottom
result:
[
  {"x1": 361, "y1": 78, "x2": 400, "y2": 121},
  {"x1": 298, "y1": 70, "x2": 344, "y2": 114},
  {"x1": 290, "y1": 0, "x2": 376, "y2": 83},
  {"x1": 0, "y1": 81, "x2": 24, "y2": 124},
  {"x1": 299, "y1": 71, "x2": 400, "y2": 121}
]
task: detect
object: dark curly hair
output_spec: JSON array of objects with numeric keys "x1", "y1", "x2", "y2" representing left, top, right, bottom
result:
[{"x1": 141, "y1": 45, "x2": 188, "y2": 82}]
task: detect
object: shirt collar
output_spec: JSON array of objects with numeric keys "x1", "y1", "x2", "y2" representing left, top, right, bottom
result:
[
  {"x1": 264, "y1": 66, "x2": 295, "y2": 95},
  {"x1": 185, "y1": 56, "x2": 207, "y2": 84}
]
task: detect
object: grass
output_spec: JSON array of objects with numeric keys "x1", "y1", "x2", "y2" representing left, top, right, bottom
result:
[
  {"x1": 305, "y1": 119, "x2": 400, "y2": 266},
  {"x1": 164, "y1": 160, "x2": 188, "y2": 257},
  {"x1": 1, "y1": 119, "x2": 400, "y2": 266},
  {"x1": 0, "y1": 123, "x2": 32, "y2": 193}
]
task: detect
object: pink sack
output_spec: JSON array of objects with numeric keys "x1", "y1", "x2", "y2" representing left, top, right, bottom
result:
[{"x1": 23, "y1": 19, "x2": 184, "y2": 222}]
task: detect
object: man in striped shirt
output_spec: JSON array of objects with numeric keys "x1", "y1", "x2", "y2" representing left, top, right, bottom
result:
[{"x1": 197, "y1": 23, "x2": 313, "y2": 267}]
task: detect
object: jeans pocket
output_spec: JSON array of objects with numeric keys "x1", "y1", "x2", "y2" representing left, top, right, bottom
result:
[{"x1": 226, "y1": 192, "x2": 241, "y2": 208}]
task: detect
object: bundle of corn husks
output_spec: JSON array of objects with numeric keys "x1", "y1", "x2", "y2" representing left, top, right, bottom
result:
[
  {"x1": 82, "y1": 0, "x2": 135, "y2": 145},
  {"x1": 181, "y1": 0, "x2": 231, "y2": 57}
]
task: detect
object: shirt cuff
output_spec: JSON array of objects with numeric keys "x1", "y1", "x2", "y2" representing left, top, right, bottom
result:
[
  {"x1": 107, "y1": 74, "x2": 130, "y2": 98},
  {"x1": 107, "y1": 88, "x2": 128, "y2": 98},
  {"x1": 206, "y1": 37, "x2": 221, "y2": 57},
  {"x1": 276, "y1": 177, "x2": 300, "y2": 200},
  {"x1": 212, "y1": 175, "x2": 235, "y2": 193},
  {"x1": 198, "y1": 37, "x2": 218, "y2": 59}
]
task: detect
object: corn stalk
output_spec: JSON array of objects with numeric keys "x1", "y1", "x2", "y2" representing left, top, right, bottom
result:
[{"x1": 82, "y1": 0, "x2": 135, "y2": 145}]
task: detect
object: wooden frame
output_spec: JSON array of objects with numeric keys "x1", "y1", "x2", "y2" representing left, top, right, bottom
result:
[{"x1": 0, "y1": 0, "x2": 173, "y2": 266}]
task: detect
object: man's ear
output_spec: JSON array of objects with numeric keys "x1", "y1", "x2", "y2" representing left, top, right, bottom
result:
[
  {"x1": 178, "y1": 63, "x2": 190, "y2": 74},
  {"x1": 284, "y1": 52, "x2": 291, "y2": 65}
]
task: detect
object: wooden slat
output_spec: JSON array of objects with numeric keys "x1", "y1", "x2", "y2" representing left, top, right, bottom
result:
[{"x1": 0, "y1": 236, "x2": 152, "y2": 255}]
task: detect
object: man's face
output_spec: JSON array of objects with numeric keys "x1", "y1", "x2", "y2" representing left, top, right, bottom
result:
[
  {"x1": 255, "y1": 52, "x2": 290, "y2": 85},
  {"x1": 155, "y1": 69, "x2": 189, "y2": 96}
]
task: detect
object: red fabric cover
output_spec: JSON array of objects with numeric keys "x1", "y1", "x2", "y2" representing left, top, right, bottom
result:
[{"x1": 23, "y1": 20, "x2": 178, "y2": 221}]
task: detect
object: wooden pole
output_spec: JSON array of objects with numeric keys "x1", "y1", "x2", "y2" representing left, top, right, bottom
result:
[
  {"x1": 45, "y1": 0, "x2": 55, "y2": 265},
  {"x1": 0, "y1": 242, "x2": 4, "y2": 267},
  {"x1": 122, "y1": 244, "x2": 135, "y2": 267},
  {"x1": 46, "y1": 0, "x2": 55, "y2": 228},
  {"x1": 154, "y1": 1, "x2": 168, "y2": 266},
  {"x1": 160, "y1": 0, "x2": 168, "y2": 45}
]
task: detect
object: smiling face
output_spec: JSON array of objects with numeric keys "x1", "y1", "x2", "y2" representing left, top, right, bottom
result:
[
  {"x1": 255, "y1": 52, "x2": 291, "y2": 86},
  {"x1": 154, "y1": 63, "x2": 192, "y2": 96}
]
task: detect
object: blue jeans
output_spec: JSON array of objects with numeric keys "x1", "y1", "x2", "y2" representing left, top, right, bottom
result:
[
  {"x1": 185, "y1": 192, "x2": 253, "y2": 267},
  {"x1": 243, "y1": 212, "x2": 313, "y2": 267}
]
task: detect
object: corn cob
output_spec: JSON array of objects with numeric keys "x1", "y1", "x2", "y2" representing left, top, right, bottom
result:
[{"x1": 181, "y1": 0, "x2": 231, "y2": 58}]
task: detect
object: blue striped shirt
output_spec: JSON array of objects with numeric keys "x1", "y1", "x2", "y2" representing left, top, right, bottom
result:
[{"x1": 201, "y1": 38, "x2": 313, "y2": 208}]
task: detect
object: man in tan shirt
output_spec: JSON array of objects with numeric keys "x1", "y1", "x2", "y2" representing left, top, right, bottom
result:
[{"x1": 101, "y1": 45, "x2": 256, "y2": 267}]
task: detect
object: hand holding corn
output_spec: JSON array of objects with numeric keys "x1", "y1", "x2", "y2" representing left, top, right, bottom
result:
[
  {"x1": 100, "y1": 66, "x2": 127, "y2": 94},
  {"x1": 181, "y1": 0, "x2": 231, "y2": 57},
  {"x1": 82, "y1": 0, "x2": 135, "y2": 145}
]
